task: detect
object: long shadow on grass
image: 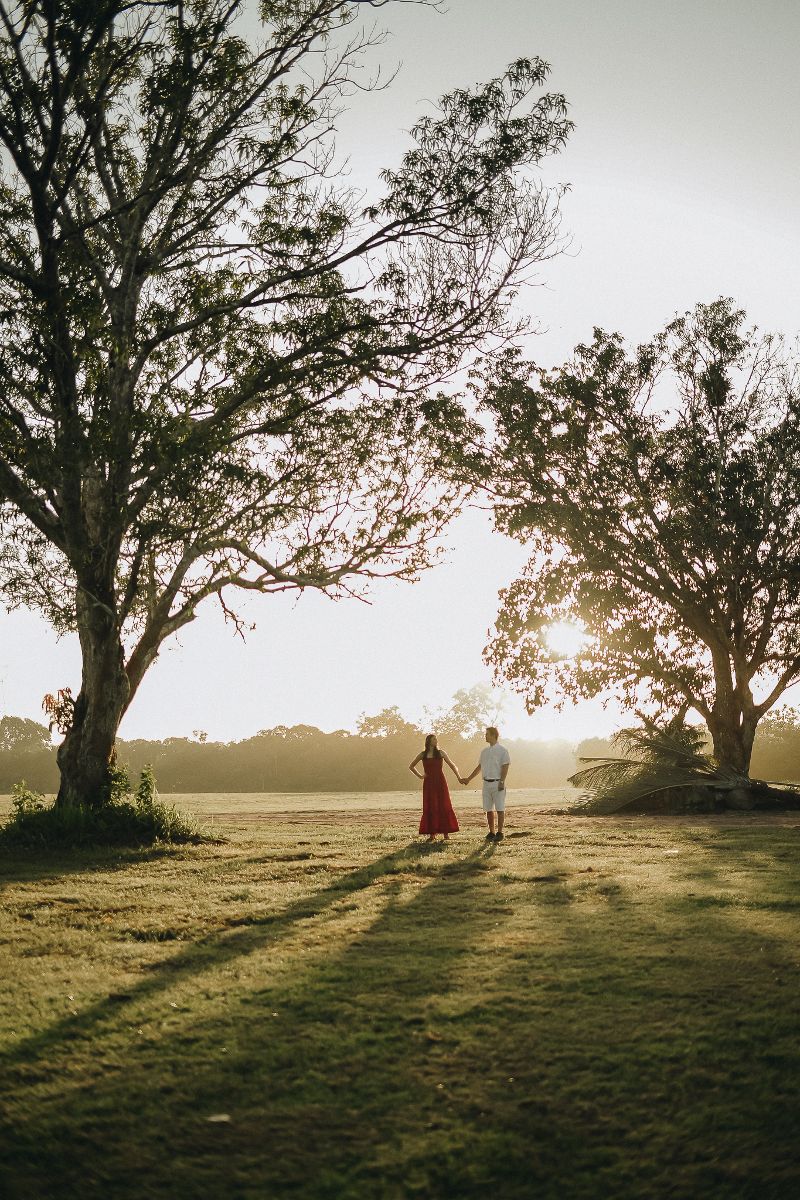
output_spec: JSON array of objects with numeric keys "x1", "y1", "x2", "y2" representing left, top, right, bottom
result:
[
  {"x1": 648, "y1": 819, "x2": 800, "y2": 922},
  {"x1": 0, "y1": 840, "x2": 450, "y2": 1068},
  {"x1": 3, "y1": 831, "x2": 800, "y2": 1200},
  {"x1": 0, "y1": 843, "x2": 190, "y2": 890},
  {"x1": 0, "y1": 842, "x2": 504, "y2": 1198}
]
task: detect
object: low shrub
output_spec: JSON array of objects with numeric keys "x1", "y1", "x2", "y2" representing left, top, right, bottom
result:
[
  {"x1": 135, "y1": 763, "x2": 158, "y2": 811},
  {"x1": 0, "y1": 768, "x2": 205, "y2": 850}
]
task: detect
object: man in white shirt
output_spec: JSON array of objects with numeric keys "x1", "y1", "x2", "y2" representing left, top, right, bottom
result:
[{"x1": 462, "y1": 727, "x2": 511, "y2": 841}]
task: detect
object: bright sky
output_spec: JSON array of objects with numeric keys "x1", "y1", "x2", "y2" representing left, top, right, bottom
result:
[{"x1": 2, "y1": 0, "x2": 800, "y2": 744}]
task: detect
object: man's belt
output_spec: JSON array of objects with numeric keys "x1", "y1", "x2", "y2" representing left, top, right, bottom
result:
[{"x1": 483, "y1": 778, "x2": 500, "y2": 782}]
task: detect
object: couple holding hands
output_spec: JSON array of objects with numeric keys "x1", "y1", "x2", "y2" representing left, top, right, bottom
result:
[{"x1": 409, "y1": 727, "x2": 511, "y2": 843}]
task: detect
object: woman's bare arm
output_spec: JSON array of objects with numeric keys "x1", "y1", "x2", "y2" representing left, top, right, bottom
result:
[
  {"x1": 441, "y1": 751, "x2": 464, "y2": 783},
  {"x1": 409, "y1": 753, "x2": 424, "y2": 780}
]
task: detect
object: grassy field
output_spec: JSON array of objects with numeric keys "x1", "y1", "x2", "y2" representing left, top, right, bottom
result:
[{"x1": 1, "y1": 792, "x2": 799, "y2": 1199}]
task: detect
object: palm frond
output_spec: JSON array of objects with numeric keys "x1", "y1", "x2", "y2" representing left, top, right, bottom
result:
[{"x1": 569, "y1": 718, "x2": 747, "y2": 814}]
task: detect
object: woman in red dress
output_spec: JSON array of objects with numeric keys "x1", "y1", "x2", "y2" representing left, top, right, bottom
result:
[{"x1": 409, "y1": 734, "x2": 461, "y2": 842}]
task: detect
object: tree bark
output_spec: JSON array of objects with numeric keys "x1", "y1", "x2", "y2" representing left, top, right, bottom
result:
[
  {"x1": 705, "y1": 646, "x2": 757, "y2": 776},
  {"x1": 707, "y1": 711, "x2": 756, "y2": 775},
  {"x1": 55, "y1": 588, "x2": 130, "y2": 809}
]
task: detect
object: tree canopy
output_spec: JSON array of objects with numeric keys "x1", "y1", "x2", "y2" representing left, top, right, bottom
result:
[
  {"x1": 356, "y1": 706, "x2": 419, "y2": 739},
  {"x1": 0, "y1": 0, "x2": 571, "y2": 805},
  {"x1": 480, "y1": 298, "x2": 800, "y2": 774},
  {"x1": 422, "y1": 682, "x2": 505, "y2": 738},
  {"x1": 0, "y1": 714, "x2": 52, "y2": 752}
]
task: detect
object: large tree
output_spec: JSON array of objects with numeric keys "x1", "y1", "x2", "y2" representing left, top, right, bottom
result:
[
  {"x1": 481, "y1": 298, "x2": 800, "y2": 776},
  {"x1": 0, "y1": 0, "x2": 571, "y2": 806}
]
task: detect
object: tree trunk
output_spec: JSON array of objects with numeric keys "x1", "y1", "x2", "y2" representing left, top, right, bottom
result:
[
  {"x1": 707, "y1": 712, "x2": 756, "y2": 775},
  {"x1": 55, "y1": 589, "x2": 130, "y2": 809},
  {"x1": 707, "y1": 650, "x2": 757, "y2": 776}
]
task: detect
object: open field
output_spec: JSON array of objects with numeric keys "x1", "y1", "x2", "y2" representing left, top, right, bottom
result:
[
  {"x1": 1, "y1": 794, "x2": 800, "y2": 1199},
  {"x1": 0, "y1": 786, "x2": 577, "y2": 821}
]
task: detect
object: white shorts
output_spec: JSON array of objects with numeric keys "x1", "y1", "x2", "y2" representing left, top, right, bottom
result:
[{"x1": 482, "y1": 781, "x2": 506, "y2": 812}]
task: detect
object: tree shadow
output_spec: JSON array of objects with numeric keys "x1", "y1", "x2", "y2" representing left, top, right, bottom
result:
[
  {"x1": 2, "y1": 831, "x2": 799, "y2": 1199},
  {"x1": 1, "y1": 841, "x2": 439, "y2": 1066},
  {"x1": 0, "y1": 842, "x2": 190, "y2": 890}
]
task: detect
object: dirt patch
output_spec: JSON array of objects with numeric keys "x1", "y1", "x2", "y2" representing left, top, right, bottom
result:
[{"x1": 201, "y1": 805, "x2": 800, "y2": 831}]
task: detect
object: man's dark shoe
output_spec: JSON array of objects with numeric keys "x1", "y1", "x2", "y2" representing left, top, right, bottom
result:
[
  {"x1": 494, "y1": 832, "x2": 504, "y2": 842},
  {"x1": 484, "y1": 831, "x2": 495, "y2": 841}
]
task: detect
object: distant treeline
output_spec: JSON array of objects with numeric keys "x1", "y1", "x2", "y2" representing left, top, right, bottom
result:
[
  {"x1": 0, "y1": 714, "x2": 575, "y2": 793},
  {"x1": 5, "y1": 707, "x2": 800, "y2": 794}
]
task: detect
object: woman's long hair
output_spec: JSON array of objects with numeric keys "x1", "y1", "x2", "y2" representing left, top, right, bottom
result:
[{"x1": 424, "y1": 734, "x2": 442, "y2": 759}]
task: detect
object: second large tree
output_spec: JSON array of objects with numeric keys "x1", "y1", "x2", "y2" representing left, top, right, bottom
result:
[{"x1": 482, "y1": 299, "x2": 800, "y2": 776}]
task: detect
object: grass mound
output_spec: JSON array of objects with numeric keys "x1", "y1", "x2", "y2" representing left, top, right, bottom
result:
[
  {"x1": 0, "y1": 772, "x2": 205, "y2": 850},
  {"x1": 569, "y1": 716, "x2": 800, "y2": 815}
]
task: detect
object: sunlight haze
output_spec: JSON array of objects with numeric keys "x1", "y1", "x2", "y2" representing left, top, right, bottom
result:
[{"x1": 2, "y1": 0, "x2": 800, "y2": 746}]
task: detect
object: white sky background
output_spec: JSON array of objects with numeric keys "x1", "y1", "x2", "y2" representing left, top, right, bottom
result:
[{"x1": 2, "y1": 0, "x2": 800, "y2": 744}]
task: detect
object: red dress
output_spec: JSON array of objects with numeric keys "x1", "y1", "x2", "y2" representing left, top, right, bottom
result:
[{"x1": 419, "y1": 755, "x2": 459, "y2": 834}]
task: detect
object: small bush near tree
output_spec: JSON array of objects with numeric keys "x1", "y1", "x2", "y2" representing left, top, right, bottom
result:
[{"x1": 0, "y1": 769, "x2": 202, "y2": 850}]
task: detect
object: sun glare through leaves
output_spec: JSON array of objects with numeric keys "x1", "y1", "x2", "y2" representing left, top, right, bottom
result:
[{"x1": 544, "y1": 621, "x2": 591, "y2": 659}]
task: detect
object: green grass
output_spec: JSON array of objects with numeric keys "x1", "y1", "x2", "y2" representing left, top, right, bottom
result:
[
  {"x1": 1, "y1": 801, "x2": 799, "y2": 1199},
  {"x1": 0, "y1": 792, "x2": 203, "y2": 850}
]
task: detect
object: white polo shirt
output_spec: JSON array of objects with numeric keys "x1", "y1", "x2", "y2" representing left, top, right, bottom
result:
[{"x1": 480, "y1": 743, "x2": 510, "y2": 781}]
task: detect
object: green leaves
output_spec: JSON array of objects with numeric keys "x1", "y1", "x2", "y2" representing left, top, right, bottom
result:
[
  {"x1": 569, "y1": 716, "x2": 747, "y2": 814},
  {"x1": 479, "y1": 299, "x2": 800, "y2": 771},
  {"x1": 0, "y1": 0, "x2": 569, "y2": 778}
]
